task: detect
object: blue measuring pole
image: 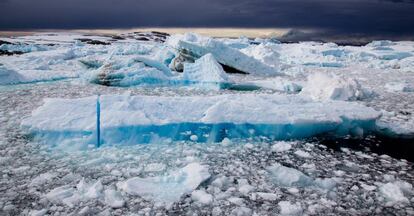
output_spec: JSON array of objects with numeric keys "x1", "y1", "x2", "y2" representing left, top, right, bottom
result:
[{"x1": 96, "y1": 95, "x2": 101, "y2": 148}]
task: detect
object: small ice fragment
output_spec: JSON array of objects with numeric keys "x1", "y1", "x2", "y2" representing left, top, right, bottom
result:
[
  {"x1": 190, "y1": 135, "x2": 198, "y2": 141},
  {"x1": 271, "y1": 142, "x2": 292, "y2": 152},
  {"x1": 256, "y1": 192, "x2": 279, "y2": 201},
  {"x1": 104, "y1": 189, "x2": 125, "y2": 208},
  {"x1": 221, "y1": 138, "x2": 232, "y2": 146},
  {"x1": 379, "y1": 182, "x2": 409, "y2": 203},
  {"x1": 29, "y1": 209, "x2": 47, "y2": 216},
  {"x1": 238, "y1": 184, "x2": 255, "y2": 195},
  {"x1": 267, "y1": 163, "x2": 313, "y2": 187},
  {"x1": 278, "y1": 201, "x2": 303, "y2": 215},
  {"x1": 191, "y1": 190, "x2": 213, "y2": 205},
  {"x1": 228, "y1": 197, "x2": 244, "y2": 206},
  {"x1": 294, "y1": 150, "x2": 311, "y2": 158}
]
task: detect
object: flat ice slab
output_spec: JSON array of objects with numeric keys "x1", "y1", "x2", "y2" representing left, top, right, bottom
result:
[{"x1": 22, "y1": 93, "x2": 380, "y2": 147}]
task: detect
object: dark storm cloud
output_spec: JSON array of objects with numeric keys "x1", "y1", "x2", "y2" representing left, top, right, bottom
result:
[{"x1": 0, "y1": 0, "x2": 413, "y2": 36}]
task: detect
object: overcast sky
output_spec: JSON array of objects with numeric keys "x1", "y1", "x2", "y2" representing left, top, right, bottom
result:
[{"x1": 1, "y1": 0, "x2": 414, "y2": 36}]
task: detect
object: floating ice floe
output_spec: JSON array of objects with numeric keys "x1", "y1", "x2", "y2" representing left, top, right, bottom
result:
[
  {"x1": 167, "y1": 33, "x2": 281, "y2": 76},
  {"x1": 117, "y1": 163, "x2": 210, "y2": 208},
  {"x1": 22, "y1": 93, "x2": 380, "y2": 148}
]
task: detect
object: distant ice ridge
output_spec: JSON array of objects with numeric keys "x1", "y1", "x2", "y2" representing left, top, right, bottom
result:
[
  {"x1": 166, "y1": 33, "x2": 281, "y2": 76},
  {"x1": 0, "y1": 65, "x2": 78, "y2": 85},
  {"x1": 117, "y1": 163, "x2": 210, "y2": 208},
  {"x1": 22, "y1": 93, "x2": 380, "y2": 149}
]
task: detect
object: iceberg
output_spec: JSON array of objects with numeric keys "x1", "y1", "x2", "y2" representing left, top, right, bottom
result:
[
  {"x1": 117, "y1": 163, "x2": 210, "y2": 207},
  {"x1": 167, "y1": 33, "x2": 281, "y2": 76},
  {"x1": 21, "y1": 93, "x2": 380, "y2": 148}
]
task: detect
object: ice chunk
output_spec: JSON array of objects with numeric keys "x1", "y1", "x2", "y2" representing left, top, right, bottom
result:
[
  {"x1": 45, "y1": 185, "x2": 76, "y2": 206},
  {"x1": 87, "y1": 54, "x2": 174, "y2": 87},
  {"x1": 134, "y1": 55, "x2": 173, "y2": 76},
  {"x1": 385, "y1": 82, "x2": 414, "y2": 93},
  {"x1": 117, "y1": 163, "x2": 210, "y2": 207},
  {"x1": 191, "y1": 190, "x2": 213, "y2": 205},
  {"x1": 243, "y1": 77, "x2": 302, "y2": 93},
  {"x1": 294, "y1": 150, "x2": 311, "y2": 158},
  {"x1": 29, "y1": 209, "x2": 48, "y2": 216},
  {"x1": 22, "y1": 94, "x2": 380, "y2": 148},
  {"x1": 267, "y1": 163, "x2": 338, "y2": 191},
  {"x1": 30, "y1": 172, "x2": 57, "y2": 187},
  {"x1": 271, "y1": 141, "x2": 293, "y2": 152},
  {"x1": 241, "y1": 43, "x2": 281, "y2": 68},
  {"x1": 301, "y1": 73, "x2": 366, "y2": 101},
  {"x1": 255, "y1": 192, "x2": 279, "y2": 201},
  {"x1": 278, "y1": 201, "x2": 303, "y2": 215},
  {"x1": 183, "y1": 53, "x2": 232, "y2": 89},
  {"x1": 267, "y1": 163, "x2": 313, "y2": 187},
  {"x1": 167, "y1": 33, "x2": 281, "y2": 76},
  {"x1": 379, "y1": 182, "x2": 410, "y2": 203},
  {"x1": 45, "y1": 179, "x2": 104, "y2": 207},
  {"x1": 104, "y1": 189, "x2": 125, "y2": 208}
]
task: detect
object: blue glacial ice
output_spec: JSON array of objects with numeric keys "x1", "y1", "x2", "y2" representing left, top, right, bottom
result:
[{"x1": 21, "y1": 94, "x2": 380, "y2": 149}]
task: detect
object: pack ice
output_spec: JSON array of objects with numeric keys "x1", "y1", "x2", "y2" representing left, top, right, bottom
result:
[{"x1": 21, "y1": 93, "x2": 380, "y2": 148}]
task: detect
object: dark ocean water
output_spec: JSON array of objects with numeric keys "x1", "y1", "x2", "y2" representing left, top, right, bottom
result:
[{"x1": 313, "y1": 135, "x2": 414, "y2": 162}]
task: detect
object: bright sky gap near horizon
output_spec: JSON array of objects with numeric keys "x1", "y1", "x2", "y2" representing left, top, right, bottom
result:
[{"x1": 0, "y1": 0, "x2": 414, "y2": 37}]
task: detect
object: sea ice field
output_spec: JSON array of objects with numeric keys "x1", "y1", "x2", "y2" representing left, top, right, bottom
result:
[{"x1": 1, "y1": 32, "x2": 414, "y2": 215}]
